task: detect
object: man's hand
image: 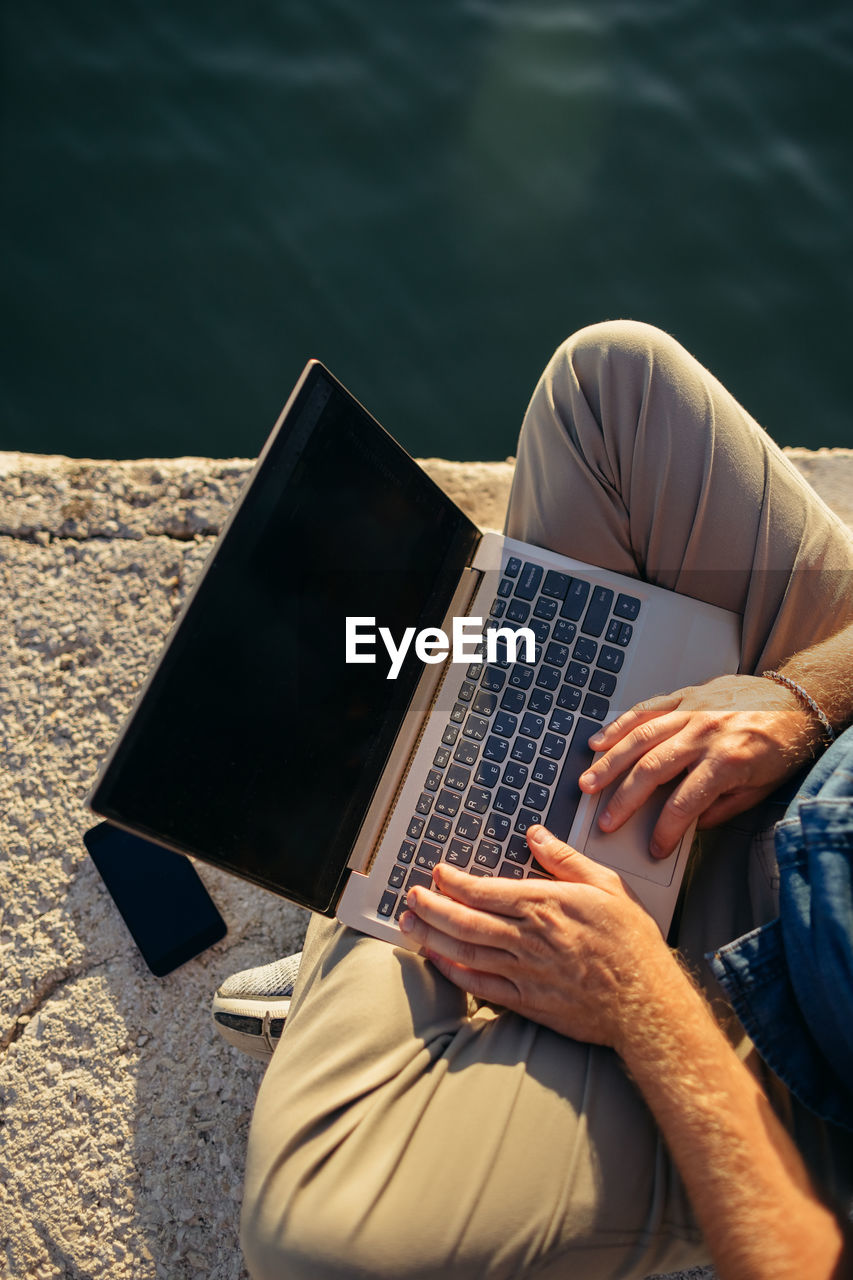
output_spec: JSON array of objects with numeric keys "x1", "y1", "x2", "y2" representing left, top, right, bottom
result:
[
  {"x1": 577, "y1": 674, "x2": 820, "y2": 858},
  {"x1": 399, "y1": 824, "x2": 671, "y2": 1051}
]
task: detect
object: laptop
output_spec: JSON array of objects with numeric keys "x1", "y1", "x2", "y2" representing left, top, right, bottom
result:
[{"x1": 88, "y1": 360, "x2": 741, "y2": 944}]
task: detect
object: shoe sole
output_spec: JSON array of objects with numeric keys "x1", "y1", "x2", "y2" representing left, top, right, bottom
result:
[{"x1": 211, "y1": 993, "x2": 292, "y2": 1062}]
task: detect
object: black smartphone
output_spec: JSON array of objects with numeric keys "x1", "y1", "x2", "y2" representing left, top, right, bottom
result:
[{"x1": 84, "y1": 822, "x2": 227, "y2": 976}]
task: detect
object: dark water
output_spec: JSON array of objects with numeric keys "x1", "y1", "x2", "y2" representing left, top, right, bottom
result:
[{"x1": 2, "y1": 2, "x2": 853, "y2": 461}]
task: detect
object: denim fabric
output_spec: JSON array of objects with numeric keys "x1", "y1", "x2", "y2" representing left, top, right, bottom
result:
[{"x1": 708, "y1": 726, "x2": 853, "y2": 1132}]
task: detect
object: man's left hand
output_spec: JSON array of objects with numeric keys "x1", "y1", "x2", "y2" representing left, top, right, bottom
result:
[{"x1": 399, "y1": 825, "x2": 672, "y2": 1051}]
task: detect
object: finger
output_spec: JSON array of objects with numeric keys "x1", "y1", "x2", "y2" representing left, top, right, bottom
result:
[
  {"x1": 525, "y1": 825, "x2": 614, "y2": 888},
  {"x1": 593, "y1": 733, "x2": 702, "y2": 833},
  {"x1": 580, "y1": 710, "x2": 688, "y2": 794},
  {"x1": 423, "y1": 949, "x2": 520, "y2": 1007},
  {"x1": 697, "y1": 784, "x2": 775, "y2": 831},
  {"x1": 650, "y1": 759, "x2": 741, "y2": 855},
  {"x1": 430, "y1": 862, "x2": 527, "y2": 917},
  {"x1": 586, "y1": 691, "x2": 686, "y2": 753},
  {"x1": 399, "y1": 906, "x2": 515, "y2": 975},
  {"x1": 403, "y1": 881, "x2": 518, "y2": 949}
]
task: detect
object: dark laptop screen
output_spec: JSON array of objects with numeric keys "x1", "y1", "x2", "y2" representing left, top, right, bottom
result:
[{"x1": 90, "y1": 363, "x2": 480, "y2": 912}]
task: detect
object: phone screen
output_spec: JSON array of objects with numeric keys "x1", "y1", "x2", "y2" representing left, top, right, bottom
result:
[{"x1": 84, "y1": 822, "x2": 227, "y2": 975}]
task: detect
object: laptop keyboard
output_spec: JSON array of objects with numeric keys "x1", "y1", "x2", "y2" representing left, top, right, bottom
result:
[{"x1": 377, "y1": 557, "x2": 641, "y2": 921}]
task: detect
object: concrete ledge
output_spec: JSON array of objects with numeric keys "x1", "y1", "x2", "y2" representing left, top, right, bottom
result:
[{"x1": 1, "y1": 450, "x2": 851, "y2": 1279}]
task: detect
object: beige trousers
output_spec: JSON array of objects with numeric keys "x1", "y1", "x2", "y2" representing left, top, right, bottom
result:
[{"x1": 241, "y1": 322, "x2": 853, "y2": 1280}]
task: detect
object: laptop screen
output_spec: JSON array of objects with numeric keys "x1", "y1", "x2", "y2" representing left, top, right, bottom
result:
[{"x1": 90, "y1": 363, "x2": 480, "y2": 912}]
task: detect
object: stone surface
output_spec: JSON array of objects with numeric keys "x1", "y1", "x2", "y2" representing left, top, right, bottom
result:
[{"x1": 1, "y1": 448, "x2": 851, "y2": 1280}]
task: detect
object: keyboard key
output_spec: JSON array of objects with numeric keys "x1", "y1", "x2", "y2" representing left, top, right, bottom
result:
[
  {"x1": 457, "y1": 680, "x2": 476, "y2": 703},
  {"x1": 565, "y1": 661, "x2": 590, "y2": 688},
  {"x1": 514, "y1": 808, "x2": 541, "y2": 835},
  {"x1": 455, "y1": 812, "x2": 483, "y2": 840},
  {"x1": 614, "y1": 593, "x2": 641, "y2": 621},
  {"x1": 509, "y1": 665, "x2": 534, "y2": 690},
  {"x1": 397, "y1": 839, "x2": 416, "y2": 864},
  {"x1": 450, "y1": 702, "x2": 467, "y2": 724},
  {"x1": 597, "y1": 645, "x2": 624, "y2": 673},
  {"x1": 483, "y1": 735, "x2": 509, "y2": 763},
  {"x1": 494, "y1": 786, "x2": 520, "y2": 815},
  {"x1": 490, "y1": 598, "x2": 507, "y2": 619},
  {"x1": 533, "y1": 596, "x2": 558, "y2": 621},
  {"x1": 484, "y1": 812, "x2": 511, "y2": 841},
  {"x1": 500, "y1": 688, "x2": 526, "y2": 714},
  {"x1": 472, "y1": 689, "x2": 498, "y2": 717},
  {"x1": 535, "y1": 665, "x2": 561, "y2": 692},
  {"x1": 545, "y1": 716, "x2": 599, "y2": 840},
  {"x1": 378, "y1": 889, "x2": 398, "y2": 917},
  {"x1": 540, "y1": 732, "x2": 567, "y2": 760},
  {"x1": 532, "y1": 758, "x2": 558, "y2": 786},
  {"x1": 475, "y1": 840, "x2": 502, "y2": 868},
  {"x1": 425, "y1": 816, "x2": 452, "y2": 843},
  {"x1": 417, "y1": 841, "x2": 443, "y2": 869},
  {"x1": 433, "y1": 746, "x2": 452, "y2": 768},
  {"x1": 502, "y1": 762, "x2": 529, "y2": 788},
  {"x1": 527, "y1": 687, "x2": 553, "y2": 714},
  {"x1": 481, "y1": 666, "x2": 506, "y2": 693},
  {"x1": 406, "y1": 867, "x2": 434, "y2": 893},
  {"x1": 544, "y1": 641, "x2": 570, "y2": 667},
  {"x1": 506, "y1": 834, "x2": 531, "y2": 865},
  {"x1": 504, "y1": 556, "x2": 522, "y2": 577},
  {"x1": 435, "y1": 789, "x2": 461, "y2": 817},
  {"x1": 560, "y1": 579, "x2": 590, "y2": 621},
  {"x1": 388, "y1": 864, "x2": 407, "y2": 888},
  {"x1": 524, "y1": 783, "x2": 550, "y2": 811},
  {"x1": 529, "y1": 618, "x2": 551, "y2": 645},
  {"x1": 573, "y1": 637, "x2": 598, "y2": 664},
  {"x1": 511, "y1": 737, "x2": 537, "y2": 764},
  {"x1": 557, "y1": 685, "x2": 582, "y2": 711},
  {"x1": 514, "y1": 563, "x2": 543, "y2": 601},
  {"x1": 553, "y1": 618, "x2": 577, "y2": 645},
  {"x1": 407, "y1": 816, "x2": 425, "y2": 839},
  {"x1": 520, "y1": 711, "x2": 545, "y2": 739},
  {"x1": 618, "y1": 622, "x2": 633, "y2": 646},
  {"x1": 467, "y1": 662, "x2": 484, "y2": 680},
  {"x1": 425, "y1": 769, "x2": 443, "y2": 791},
  {"x1": 582, "y1": 693, "x2": 610, "y2": 721},
  {"x1": 542, "y1": 569, "x2": 571, "y2": 600},
  {"x1": 446, "y1": 837, "x2": 473, "y2": 867},
  {"x1": 463, "y1": 714, "x2": 490, "y2": 742},
  {"x1": 442, "y1": 724, "x2": 460, "y2": 745},
  {"x1": 416, "y1": 793, "x2": 433, "y2": 815},
  {"x1": 581, "y1": 586, "x2": 614, "y2": 637},
  {"x1": 507, "y1": 599, "x2": 531, "y2": 624},
  {"x1": 454, "y1": 738, "x2": 479, "y2": 766},
  {"x1": 499, "y1": 862, "x2": 525, "y2": 878},
  {"x1": 497, "y1": 577, "x2": 514, "y2": 598},
  {"x1": 590, "y1": 670, "x2": 617, "y2": 697},
  {"x1": 465, "y1": 787, "x2": 492, "y2": 814},
  {"x1": 493, "y1": 710, "x2": 518, "y2": 738},
  {"x1": 445, "y1": 763, "x2": 471, "y2": 792},
  {"x1": 548, "y1": 708, "x2": 575, "y2": 735},
  {"x1": 474, "y1": 760, "x2": 501, "y2": 788},
  {"x1": 469, "y1": 867, "x2": 493, "y2": 877}
]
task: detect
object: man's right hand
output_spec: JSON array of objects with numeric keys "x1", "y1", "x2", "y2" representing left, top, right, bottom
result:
[{"x1": 576, "y1": 674, "x2": 820, "y2": 858}]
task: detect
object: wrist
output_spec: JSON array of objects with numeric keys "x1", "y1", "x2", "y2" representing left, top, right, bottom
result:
[{"x1": 762, "y1": 669, "x2": 836, "y2": 745}]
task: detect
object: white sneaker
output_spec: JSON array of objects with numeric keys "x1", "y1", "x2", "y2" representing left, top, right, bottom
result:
[{"x1": 211, "y1": 952, "x2": 302, "y2": 1061}]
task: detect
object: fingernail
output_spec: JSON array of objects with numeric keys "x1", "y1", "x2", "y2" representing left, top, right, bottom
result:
[
  {"x1": 588, "y1": 732, "x2": 604, "y2": 747},
  {"x1": 527, "y1": 824, "x2": 548, "y2": 846},
  {"x1": 599, "y1": 810, "x2": 613, "y2": 830},
  {"x1": 399, "y1": 910, "x2": 415, "y2": 932},
  {"x1": 579, "y1": 770, "x2": 596, "y2": 788},
  {"x1": 650, "y1": 840, "x2": 666, "y2": 859}
]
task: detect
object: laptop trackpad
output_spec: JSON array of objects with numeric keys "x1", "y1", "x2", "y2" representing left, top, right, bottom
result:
[{"x1": 582, "y1": 782, "x2": 680, "y2": 886}]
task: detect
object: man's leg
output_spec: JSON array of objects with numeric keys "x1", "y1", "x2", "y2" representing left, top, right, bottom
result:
[{"x1": 242, "y1": 322, "x2": 853, "y2": 1280}]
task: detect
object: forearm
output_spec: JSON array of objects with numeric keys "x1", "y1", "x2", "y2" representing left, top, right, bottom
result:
[
  {"x1": 774, "y1": 619, "x2": 853, "y2": 734},
  {"x1": 617, "y1": 954, "x2": 847, "y2": 1280}
]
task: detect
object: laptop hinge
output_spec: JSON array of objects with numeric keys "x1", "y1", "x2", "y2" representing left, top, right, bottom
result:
[{"x1": 345, "y1": 564, "x2": 483, "y2": 874}]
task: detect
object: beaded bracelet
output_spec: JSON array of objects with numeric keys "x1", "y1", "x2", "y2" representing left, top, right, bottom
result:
[{"x1": 762, "y1": 669, "x2": 836, "y2": 743}]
